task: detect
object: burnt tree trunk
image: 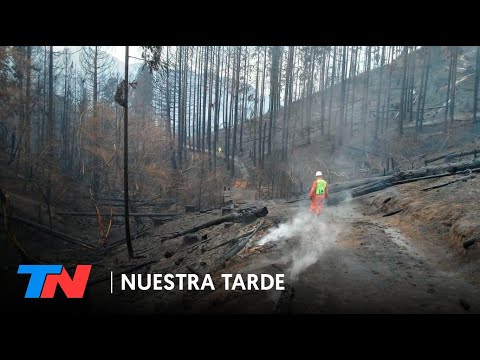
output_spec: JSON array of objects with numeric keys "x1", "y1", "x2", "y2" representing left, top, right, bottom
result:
[
  {"x1": 473, "y1": 46, "x2": 480, "y2": 123},
  {"x1": 123, "y1": 46, "x2": 134, "y2": 259}
]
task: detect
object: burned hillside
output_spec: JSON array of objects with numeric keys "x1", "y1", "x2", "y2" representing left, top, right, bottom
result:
[{"x1": 1, "y1": 46, "x2": 480, "y2": 314}]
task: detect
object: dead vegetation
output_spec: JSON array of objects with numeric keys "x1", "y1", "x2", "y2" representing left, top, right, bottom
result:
[{"x1": 2, "y1": 45, "x2": 480, "y2": 313}]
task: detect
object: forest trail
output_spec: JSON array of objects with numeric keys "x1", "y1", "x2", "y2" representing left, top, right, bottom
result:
[
  {"x1": 186, "y1": 145, "x2": 250, "y2": 180},
  {"x1": 234, "y1": 153, "x2": 249, "y2": 180},
  {"x1": 187, "y1": 195, "x2": 480, "y2": 313},
  {"x1": 288, "y1": 203, "x2": 480, "y2": 313},
  {"x1": 3, "y1": 153, "x2": 480, "y2": 314}
]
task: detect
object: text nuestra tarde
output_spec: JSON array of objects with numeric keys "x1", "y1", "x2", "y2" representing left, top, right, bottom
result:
[{"x1": 121, "y1": 273, "x2": 285, "y2": 291}]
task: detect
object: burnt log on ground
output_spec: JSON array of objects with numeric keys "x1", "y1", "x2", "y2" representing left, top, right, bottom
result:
[
  {"x1": 205, "y1": 229, "x2": 256, "y2": 252},
  {"x1": 382, "y1": 208, "x2": 404, "y2": 217},
  {"x1": 329, "y1": 175, "x2": 391, "y2": 193},
  {"x1": 328, "y1": 160, "x2": 480, "y2": 205},
  {"x1": 159, "y1": 207, "x2": 268, "y2": 241},
  {"x1": 424, "y1": 148, "x2": 480, "y2": 166},
  {"x1": 421, "y1": 169, "x2": 474, "y2": 191},
  {"x1": 55, "y1": 212, "x2": 178, "y2": 217},
  {"x1": 222, "y1": 219, "x2": 266, "y2": 260},
  {"x1": 81, "y1": 196, "x2": 174, "y2": 206},
  {"x1": 284, "y1": 198, "x2": 308, "y2": 204},
  {"x1": 9, "y1": 214, "x2": 98, "y2": 250}
]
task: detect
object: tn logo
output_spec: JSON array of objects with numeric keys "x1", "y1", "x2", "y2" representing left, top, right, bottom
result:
[{"x1": 17, "y1": 265, "x2": 92, "y2": 298}]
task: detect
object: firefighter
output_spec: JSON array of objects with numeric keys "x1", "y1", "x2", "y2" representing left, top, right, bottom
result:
[{"x1": 308, "y1": 171, "x2": 328, "y2": 215}]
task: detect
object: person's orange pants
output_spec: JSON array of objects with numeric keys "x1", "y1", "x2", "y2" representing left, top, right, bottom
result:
[{"x1": 310, "y1": 194, "x2": 325, "y2": 215}]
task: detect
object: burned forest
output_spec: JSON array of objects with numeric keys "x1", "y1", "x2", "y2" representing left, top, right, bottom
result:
[{"x1": 2, "y1": 45, "x2": 480, "y2": 314}]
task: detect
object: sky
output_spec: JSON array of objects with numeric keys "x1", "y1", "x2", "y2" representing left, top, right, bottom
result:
[
  {"x1": 54, "y1": 46, "x2": 144, "y2": 64},
  {"x1": 105, "y1": 46, "x2": 144, "y2": 63}
]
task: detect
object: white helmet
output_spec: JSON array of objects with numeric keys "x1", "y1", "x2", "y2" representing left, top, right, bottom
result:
[{"x1": 316, "y1": 171, "x2": 322, "y2": 177}]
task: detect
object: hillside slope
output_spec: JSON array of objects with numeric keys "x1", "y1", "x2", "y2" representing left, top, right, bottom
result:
[{"x1": 230, "y1": 46, "x2": 480, "y2": 194}]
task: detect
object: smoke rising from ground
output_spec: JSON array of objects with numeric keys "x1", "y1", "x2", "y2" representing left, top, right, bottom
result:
[{"x1": 257, "y1": 206, "x2": 345, "y2": 280}]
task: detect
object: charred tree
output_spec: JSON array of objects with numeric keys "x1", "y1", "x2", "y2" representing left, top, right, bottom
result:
[
  {"x1": 444, "y1": 47, "x2": 454, "y2": 133},
  {"x1": 399, "y1": 46, "x2": 409, "y2": 136},
  {"x1": 449, "y1": 46, "x2": 459, "y2": 125},
  {"x1": 374, "y1": 46, "x2": 386, "y2": 139},
  {"x1": 231, "y1": 46, "x2": 241, "y2": 178},
  {"x1": 328, "y1": 46, "x2": 337, "y2": 137},
  {"x1": 123, "y1": 46, "x2": 134, "y2": 259},
  {"x1": 474, "y1": 46, "x2": 480, "y2": 123}
]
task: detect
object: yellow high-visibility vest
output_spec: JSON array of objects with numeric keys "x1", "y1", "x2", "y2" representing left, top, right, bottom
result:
[{"x1": 315, "y1": 179, "x2": 327, "y2": 195}]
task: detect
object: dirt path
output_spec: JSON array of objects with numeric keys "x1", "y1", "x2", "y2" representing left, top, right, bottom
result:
[
  {"x1": 288, "y1": 201, "x2": 480, "y2": 313},
  {"x1": 235, "y1": 154, "x2": 249, "y2": 180},
  {"x1": 186, "y1": 145, "x2": 249, "y2": 180},
  {"x1": 205, "y1": 197, "x2": 480, "y2": 313}
]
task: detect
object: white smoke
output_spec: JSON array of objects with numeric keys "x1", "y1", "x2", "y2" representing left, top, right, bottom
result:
[{"x1": 257, "y1": 207, "x2": 344, "y2": 281}]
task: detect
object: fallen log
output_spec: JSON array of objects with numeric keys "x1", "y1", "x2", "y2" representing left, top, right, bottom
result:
[
  {"x1": 328, "y1": 160, "x2": 480, "y2": 205},
  {"x1": 56, "y1": 211, "x2": 177, "y2": 217},
  {"x1": 330, "y1": 169, "x2": 461, "y2": 200},
  {"x1": 396, "y1": 158, "x2": 480, "y2": 179},
  {"x1": 349, "y1": 170, "x2": 461, "y2": 198},
  {"x1": 169, "y1": 213, "x2": 239, "y2": 238},
  {"x1": 222, "y1": 234, "x2": 252, "y2": 260},
  {"x1": 160, "y1": 207, "x2": 268, "y2": 240},
  {"x1": 348, "y1": 178, "x2": 394, "y2": 198},
  {"x1": 136, "y1": 195, "x2": 173, "y2": 207},
  {"x1": 331, "y1": 168, "x2": 480, "y2": 204},
  {"x1": 9, "y1": 215, "x2": 97, "y2": 250},
  {"x1": 81, "y1": 195, "x2": 173, "y2": 204},
  {"x1": 284, "y1": 198, "x2": 308, "y2": 204},
  {"x1": 205, "y1": 229, "x2": 256, "y2": 252},
  {"x1": 82, "y1": 196, "x2": 143, "y2": 203},
  {"x1": 222, "y1": 219, "x2": 265, "y2": 260},
  {"x1": 421, "y1": 169, "x2": 474, "y2": 191},
  {"x1": 383, "y1": 209, "x2": 404, "y2": 217},
  {"x1": 394, "y1": 167, "x2": 480, "y2": 186},
  {"x1": 327, "y1": 178, "x2": 393, "y2": 205},
  {"x1": 424, "y1": 152, "x2": 455, "y2": 166},
  {"x1": 178, "y1": 219, "x2": 263, "y2": 255},
  {"x1": 425, "y1": 148, "x2": 480, "y2": 166},
  {"x1": 330, "y1": 175, "x2": 389, "y2": 193},
  {"x1": 393, "y1": 172, "x2": 462, "y2": 185}
]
